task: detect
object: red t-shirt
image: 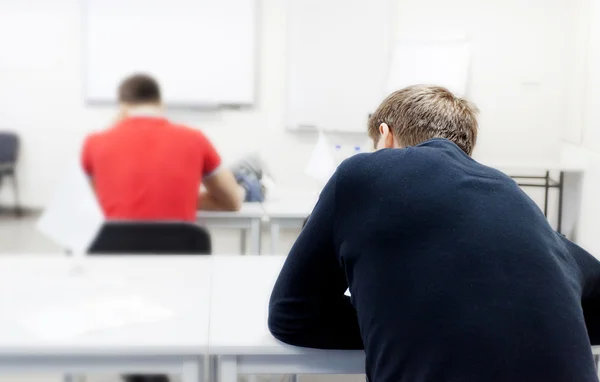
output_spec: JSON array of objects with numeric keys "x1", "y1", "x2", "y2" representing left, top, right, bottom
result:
[{"x1": 82, "y1": 116, "x2": 221, "y2": 221}]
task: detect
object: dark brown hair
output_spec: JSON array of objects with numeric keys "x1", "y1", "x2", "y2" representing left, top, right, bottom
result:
[
  {"x1": 368, "y1": 85, "x2": 479, "y2": 155},
  {"x1": 118, "y1": 74, "x2": 161, "y2": 104}
]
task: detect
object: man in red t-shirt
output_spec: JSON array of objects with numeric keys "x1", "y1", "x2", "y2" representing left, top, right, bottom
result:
[{"x1": 82, "y1": 74, "x2": 243, "y2": 221}]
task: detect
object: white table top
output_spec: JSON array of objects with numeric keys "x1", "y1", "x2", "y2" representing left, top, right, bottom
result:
[
  {"x1": 209, "y1": 256, "x2": 285, "y2": 355},
  {"x1": 197, "y1": 203, "x2": 265, "y2": 219},
  {"x1": 209, "y1": 256, "x2": 363, "y2": 359},
  {"x1": 262, "y1": 198, "x2": 318, "y2": 219},
  {"x1": 0, "y1": 256, "x2": 212, "y2": 356}
]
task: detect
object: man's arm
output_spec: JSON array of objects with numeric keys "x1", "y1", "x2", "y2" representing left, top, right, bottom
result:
[
  {"x1": 566, "y1": 238, "x2": 600, "y2": 344},
  {"x1": 268, "y1": 172, "x2": 363, "y2": 350},
  {"x1": 81, "y1": 136, "x2": 94, "y2": 177},
  {"x1": 81, "y1": 136, "x2": 97, "y2": 193},
  {"x1": 196, "y1": 132, "x2": 243, "y2": 212},
  {"x1": 199, "y1": 169, "x2": 244, "y2": 211}
]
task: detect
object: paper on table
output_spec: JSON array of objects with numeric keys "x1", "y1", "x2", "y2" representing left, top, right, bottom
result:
[
  {"x1": 305, "y1": 132, "x2": 336, "y2": 184},
  {"x1": 387, "y1": 40, "x2": 471, "y2": 97},
  {"x1": 21, "y1": 294, "x2": 174, "y2": 340},
  {"x1": 36, "y1": 159, "x2": 105, "y2": 254}
]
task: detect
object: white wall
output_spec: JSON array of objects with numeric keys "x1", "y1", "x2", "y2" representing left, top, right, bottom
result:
[
  {"x1": 563, "y1": 0, "x2": 590, "y2": 145},
  {"x1": 560, "y1": 144, "x2": 600, "y2": 253},
  {"x1": 581, "y1": 0, "x2": 600, "y2": 152},
  {"x1": 395, "y1": 0, "x2": 576, "y2": 163},
  {"x1": 0, "y1": 0, "x2": 324, "y2": 208},
  {"x1": 0, "y1": 0, "x2": 580, "y2": 208},
  {"x1": 560, "y1": 0, "x2": 600, "y2": 254}
]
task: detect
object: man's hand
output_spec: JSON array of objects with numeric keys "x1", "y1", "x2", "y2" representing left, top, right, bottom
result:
[{"x1": 199, "y1": 169, "x2": 244, "y2": 211}]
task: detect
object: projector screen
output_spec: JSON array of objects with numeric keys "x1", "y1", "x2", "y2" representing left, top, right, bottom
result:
[{"x1": 83, "y1": 0, "x2": 256, "y2": 106}]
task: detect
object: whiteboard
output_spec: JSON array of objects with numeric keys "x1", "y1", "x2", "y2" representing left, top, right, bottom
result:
[
  {"x1": 83, "y1": 0, "x2": 256, "y2": 106},
  {"x1": 387, "y1": 40, "x2": 471, "y2": 97},
  {"x1": 286, "y1": 0, "x2": 393, "y2": 132}
]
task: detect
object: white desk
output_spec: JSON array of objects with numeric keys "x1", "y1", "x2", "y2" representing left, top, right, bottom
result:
[
  {"x1": 0, "y1": 256, "x2": 212, "y2": 382},
  {"x1": 209, "y1": 256, "x2": 365, "y2": 381},
  {"x1": 262, "y1": 199, "x2": 317, "y2": 255},
  {"x1": 197, "y1": 203, "x2": 265, "y2": 255}
]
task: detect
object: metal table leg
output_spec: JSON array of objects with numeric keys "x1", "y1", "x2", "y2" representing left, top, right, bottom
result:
[
  {"x1": 543, "y1": 171, "x2": 550, "y2": 216},
  {"x1": 208, "y1": 355, "x2": 219, "y2": 382},
  {"x1": 241, "y1": 229, "x2": 248, "y2": 255},
  {"x1": 557, "y1": 171, "x2": 565, "y2": 234},
  {"x1": 271, "y1": 221, "x2": 280, "y2": 255},
  {"x1": 250, "y1": 218, "x2": 261, "y2": 255},
  {"x1": 511, "y1": 171, "x2": 565, "y2": 233}
]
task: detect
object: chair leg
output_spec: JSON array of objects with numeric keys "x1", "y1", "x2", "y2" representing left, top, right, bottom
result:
[{"x1": 11, "y1": 173, "x2": 22, "y2": 217}]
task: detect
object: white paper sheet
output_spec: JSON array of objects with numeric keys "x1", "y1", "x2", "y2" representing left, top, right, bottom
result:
[
  {"x1": 305, "y1": 132, "x2": 336, "y2": 184},
  {"x1": 21, "y1": 294, "x2": 174, "y2": 340},
  {"x1": 387, "y1": 40, "x2": 471, "y2": 97},
  {"x1": 36, "y1": 159, "x2": 105, "y2": 255}
]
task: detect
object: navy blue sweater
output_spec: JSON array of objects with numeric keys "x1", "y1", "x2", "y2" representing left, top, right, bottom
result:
[{"x1": 268, "y1": 139, "x2": 600, "y2": 382}]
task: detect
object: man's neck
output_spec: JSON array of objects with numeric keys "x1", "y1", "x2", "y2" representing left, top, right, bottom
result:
[{"x1": 126, "y1": 105, "x2": 163, "y2": 118}]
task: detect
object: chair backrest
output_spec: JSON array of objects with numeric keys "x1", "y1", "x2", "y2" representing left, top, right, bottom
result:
[
  {"x1": 0, "y1": 132, "x2": 19, "y2": 164},
  {"x1": 88, "y1": 221, "x2": 211, "y2": 255}
]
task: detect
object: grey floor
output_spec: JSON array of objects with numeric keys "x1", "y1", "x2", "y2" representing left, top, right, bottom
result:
[{"x1": 0, "y1": 216, "x2": 365, "y2": 382}]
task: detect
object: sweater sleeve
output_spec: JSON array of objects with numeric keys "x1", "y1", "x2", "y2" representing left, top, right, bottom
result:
[
  {"x1": 268, "y1": 171, "x2": 363, "y2": 350},
  {"x1": 565, "y1": 237, "x2": 600, "y2": 345}
]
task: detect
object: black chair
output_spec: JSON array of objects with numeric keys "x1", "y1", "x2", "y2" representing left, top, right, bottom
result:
[
  {"x1": 0, "y1": 132, "x2": 22, "y2": 216},
  {"x1": 88, "y1": 221, "x2": 211, "y2": 254},
  {"x1": 86, "y1": 221, "x2": 211, "y2": 382}
]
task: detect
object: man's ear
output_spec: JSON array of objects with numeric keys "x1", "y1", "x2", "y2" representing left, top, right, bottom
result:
[
  {"x1": 379, "y1": 123, "x2": 395, "y2": 149},
  {"x1": 379, "y1": 123, "x2": 389, "y2": 136}
]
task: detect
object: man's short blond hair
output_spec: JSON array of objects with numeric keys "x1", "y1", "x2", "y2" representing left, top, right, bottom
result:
[{"x1": 368, "y1": 85, "x2": 479, "y2": 155}]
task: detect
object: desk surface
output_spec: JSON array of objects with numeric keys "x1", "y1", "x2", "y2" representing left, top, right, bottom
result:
[
  {"x1": 209, "y1": 256, "x2": 363, "y2": 360},
  {"x1": 262, "y1": 198, "x2": 317, "y2": 219},
  {"x1": 0, "y1": 256, "x2": 212, "y2": 356},
  {"x1": 197, "y1": 197, "x2": 316, "y2": 221},
  {"x1": 209, "y1": 256, "x2": 286, "y2": 355},
  {"x1": 197, "y1": 203, "x2": 265, "y2": 219}
]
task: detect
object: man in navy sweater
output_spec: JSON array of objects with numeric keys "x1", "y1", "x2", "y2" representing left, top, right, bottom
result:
[{"x1": 268, "y1": 85, "x2": 600, "y2": 381}]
